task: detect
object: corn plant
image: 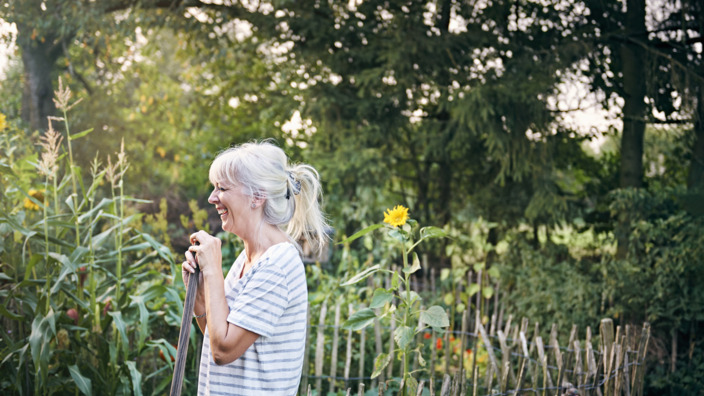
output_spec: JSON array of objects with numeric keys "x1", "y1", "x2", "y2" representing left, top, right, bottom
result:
[{"x1": 0, "y1": 81, "x2": 188, "y2": 395}]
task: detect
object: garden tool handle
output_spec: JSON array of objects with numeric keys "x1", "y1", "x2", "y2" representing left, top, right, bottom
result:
[{"x1": 169, "y1": 243, "x2": 200, "y2": 396}]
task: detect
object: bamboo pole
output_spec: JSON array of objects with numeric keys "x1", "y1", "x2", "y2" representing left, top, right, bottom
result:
[
  {"x1": 359, "y1": 324, "x2": 366, "y2": 384},
  {"x1": 631, "y1": 322, "x2": 651, "y2": 396},
  {"x1": 551, "y1": 336, "x2": 563, "y2": 396},
  {"x1": 330, "y1": 303, "x2": 341, "y2": 394},
  {"x1": 536, "y1": 336, "x2": 548, "y2": 396},
  {"x1": 300, "y1": 306, "x2": 312, "y2": 395},
  {"x1": 315, "y1": 301, "x2": 327, "y2": 395},
  {"x1": 387, "y1": 311, "x2": 395, "y2": 380},
  {"x1": 344, "y1": 304, "x2": 353, "y2": 390}
]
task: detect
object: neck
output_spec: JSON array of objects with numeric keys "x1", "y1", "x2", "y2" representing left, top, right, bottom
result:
[{"x1": 241, "y1": 223, "x2": 289, "y2": 263}]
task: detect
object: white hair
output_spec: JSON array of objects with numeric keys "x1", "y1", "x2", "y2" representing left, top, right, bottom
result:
[{"x1": 209, "y1": 140, "x2": 329, "y2": 253}]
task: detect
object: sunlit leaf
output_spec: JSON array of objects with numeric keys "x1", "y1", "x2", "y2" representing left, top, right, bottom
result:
[
  {"x1": 403, "y1": 252, "x2": 421, "y2": 275},
  {"x1": 420, "y1": 305, "x2": 449, "y2": 329},
  {"x1": 468, "y1": 284, "x2": 481, "y2": 297},
  {"x1": 370, "y1": 288, "x2": 394, "y2": 309},
  {"x1": 341, "y1": 264, "x2": 381, "y2": 286},
  {"x1": 420, "y1": 226, "x2": 447, "y2": 240},
  {"x1": 338, "y1": 224, "x2": 383, "y2": 244},
  {"x1": 68, "y1": 128, "x2": 94, "y2": 141},
  {"x1": 342, "y1": 308, "x2": 376, "y2": 331},
  {"x1": 371, "y1": 353, "x2": 391, "y2": 379},
  {"x1": 394, "y1": 326, "x2": 414, "y2": 350}
]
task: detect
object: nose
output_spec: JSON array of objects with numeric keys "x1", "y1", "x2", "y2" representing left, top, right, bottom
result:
[{"x1": 208, "y1": 188, "x2": 219, "y2": 205}]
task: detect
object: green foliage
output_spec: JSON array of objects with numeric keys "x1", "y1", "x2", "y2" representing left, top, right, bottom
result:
[
  {"x1": 0, "y1": 101, "x2": 187, "y2": 395},
  {"x1": 341, "y1": 207, "x2": 448, "y2": 395}
]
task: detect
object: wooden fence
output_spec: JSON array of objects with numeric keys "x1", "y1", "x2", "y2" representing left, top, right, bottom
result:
[{"x1": 299, "y1": 300, "x2": 650, "y2": 396}]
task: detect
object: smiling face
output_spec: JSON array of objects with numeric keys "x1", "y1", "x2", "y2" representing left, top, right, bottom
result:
[{"x1": 208, "y1": 180, "x2": 252, "y2": 235}]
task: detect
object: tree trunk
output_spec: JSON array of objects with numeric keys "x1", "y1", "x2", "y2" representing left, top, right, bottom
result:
[
  {"x1": 17, "y1": 24, "x2": 61, "y2": 132},
  {"x1": 616, "y1": 0, "x2": 647, "y2": 259},
  {"x1": 688, "y1": 84, "x2": 704, "y2": 191}
]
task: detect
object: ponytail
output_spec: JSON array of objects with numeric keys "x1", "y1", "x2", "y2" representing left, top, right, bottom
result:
[{"x1": 287, "y1": 163, "x2": 329, "y2": 254}]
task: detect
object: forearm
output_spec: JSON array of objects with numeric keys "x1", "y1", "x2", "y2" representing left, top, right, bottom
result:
[
  {"x1": 203, "y1": 270, "x2": 229, "y2": 343},
  {"x1": 193, "y1": 291, "x2": 207, "y2": 333}
]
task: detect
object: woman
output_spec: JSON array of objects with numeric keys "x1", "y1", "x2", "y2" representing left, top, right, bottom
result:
[{"x1": 182, "y1": 141, "x2": 328, "y2": 395}]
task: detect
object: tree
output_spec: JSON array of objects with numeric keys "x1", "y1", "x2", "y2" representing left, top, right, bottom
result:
[{"x1": 261, "y1": 0, "x2": 599, "y2": 254}]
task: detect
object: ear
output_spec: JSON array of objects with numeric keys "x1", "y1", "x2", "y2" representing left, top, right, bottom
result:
[{"x1": 251, "y1": 194, "x2": 266, "y2": 209}]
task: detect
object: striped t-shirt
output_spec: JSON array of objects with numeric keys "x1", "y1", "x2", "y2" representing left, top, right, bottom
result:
[{"x1": 197, "y1": 242, "x2": 308, "y2": 396}]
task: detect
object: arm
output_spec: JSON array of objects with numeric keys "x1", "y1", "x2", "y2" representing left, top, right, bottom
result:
[{"x1": 188, "y1": 231, "x2": 260, "y2": 365}]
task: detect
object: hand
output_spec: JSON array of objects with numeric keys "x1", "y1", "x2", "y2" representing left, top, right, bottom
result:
[
  {"x1": 181, "y1": 249, "x2": 204, "y2": 291},
  {"x1": 187, "y1": 230, "x2": 223, "y2": 277}
]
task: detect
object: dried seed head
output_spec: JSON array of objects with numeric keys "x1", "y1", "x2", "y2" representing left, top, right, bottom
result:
[
  {"x1": 38, "y1": 118, "x2": 63, "y2": 179},
  {"x1": 53, "y1": 77, "x2": 83, "y2": 112}
]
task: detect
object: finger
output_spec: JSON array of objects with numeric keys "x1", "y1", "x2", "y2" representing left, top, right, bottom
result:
[
  {"x1": 182, "y1": 260, "x2": 195, "y2": 274},
  {"x1": 189, "y1": 230, "x2": 208, "y2": 245}
]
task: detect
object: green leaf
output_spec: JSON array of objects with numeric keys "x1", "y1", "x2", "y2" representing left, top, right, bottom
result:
[
  {"x1": 487, "y1": 266, "x2": 501, "y2": 279},
  {"x1": 68, "y1": 128, "x2": 94, "y2": 141},
  {"x1": 403, "y1": 252, "x2": 421, "y2": 275},
  {"x1": 468, "y1": 283, "x2": 481, "y2": 297},
  {"x1": 404, "y1": 376, "x2": 419, "y2": 396},
  {"x1": 129, "y1": 296, "x2": 149, "y2": 351},
  {"x1": 417, "y1": 349, "x2": 426, "y2": 367},
  {"x1": 338, "y1": 223, "x2": 383, "y2": 244},
  {"x1": 0, "y1": 162, "x2": 16, "y2": 177},
  {"x1": 394, "y1": 326, "x2": 414, "y2": 350},
  {"x1": 369, "y1": 288, "x2": 394, "y2": 309},
  {"x1": 125, "y1": 361, "x2": 143, "y2": 396},
  {"x1": 342, "y1": 308, "x2": 377, "y2": 331},
  {"x1": 341, "y1": 264, "x2": 381, "y2": 286},
  {"x1": 482, "y1": 286, "x2": 494, "y2": 299},
  {"x1": 371, "y1": 353, "x2": 391, "y2": 379},
  {"x1": 420, "y1": 306, "x2": 450, "y2": 329},
  {"x1": 420, "y1": 226, "x2": 447, "y2": 240},
  {"x1": 440, "y1": 268, "x2": 450, "y2": 281},
  {"x1": 443, "y1": 292, "x2": 454, "y2": 306},
  {"x1": 388, "y1": 228, "x2": 408, "y2": 243},
  {"x1": 107, "y1": 311, "x2": 130, "y2": 346},
  {"x1": 68, "y1": 365, "x2": 92, "y2": 395},
  {"x1": 0, "y1": 303, "x2": 23, "y2": 321},
  {"x1": 391, "y1": 271, "x2": 400, "y2": 289}
]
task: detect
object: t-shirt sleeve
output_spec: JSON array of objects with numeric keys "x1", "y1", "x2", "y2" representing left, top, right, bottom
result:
[{"x1": 227, "y1": 259, "x2": 289, "y2": 338}]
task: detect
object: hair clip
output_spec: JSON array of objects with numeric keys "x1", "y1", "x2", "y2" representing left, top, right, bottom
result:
[{"x1": 286, "y1": 171, "x2": 301, "y2": 199}]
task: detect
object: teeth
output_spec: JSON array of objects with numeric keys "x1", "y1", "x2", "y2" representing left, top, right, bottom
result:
[{"x1": 218, "y1": 209, "x2": 229, "y2": 215}]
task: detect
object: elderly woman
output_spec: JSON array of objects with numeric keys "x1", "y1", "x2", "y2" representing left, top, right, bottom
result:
[{"x1": 182, "y1": 141, "x2": 328, "y2": 395}]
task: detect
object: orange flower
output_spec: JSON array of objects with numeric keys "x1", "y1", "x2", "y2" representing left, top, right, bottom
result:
[
  {"x1": 423, "y1": 332, "x2": 431, "y2": 340},
  {"x1": 436, "y1": 338, "x2": 443, "y2": 350}
]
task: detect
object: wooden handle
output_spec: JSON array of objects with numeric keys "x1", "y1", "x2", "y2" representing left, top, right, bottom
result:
[{"x1": 170, "y1": 256, "x2": 200, "y2": 396}]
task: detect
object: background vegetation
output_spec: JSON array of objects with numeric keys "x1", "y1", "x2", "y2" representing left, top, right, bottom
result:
[{"x1": 1, "y1": 0, "x2": 702, "y2": 395}]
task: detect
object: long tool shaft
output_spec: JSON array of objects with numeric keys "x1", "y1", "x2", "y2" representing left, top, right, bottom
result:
[{"x1": 170, "y1": 261, "x2": 200, "y2": 396}]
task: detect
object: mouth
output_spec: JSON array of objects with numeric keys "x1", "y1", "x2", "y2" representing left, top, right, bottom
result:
[{"x1": 217, "y1": 207, "x2": 229, "y2": 218}]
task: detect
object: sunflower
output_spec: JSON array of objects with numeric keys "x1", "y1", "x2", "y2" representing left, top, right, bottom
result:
[
  {"x1": 24, "y1": 189, "x2": 45, "y2": 211},
  {"x1": 383, "y1": 205, "x2": 409, "y2": 227}
]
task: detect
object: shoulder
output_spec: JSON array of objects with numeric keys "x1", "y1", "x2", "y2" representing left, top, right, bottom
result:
[{"x1": 263, "y1": 242, "x2": 302, "y2": 267}]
